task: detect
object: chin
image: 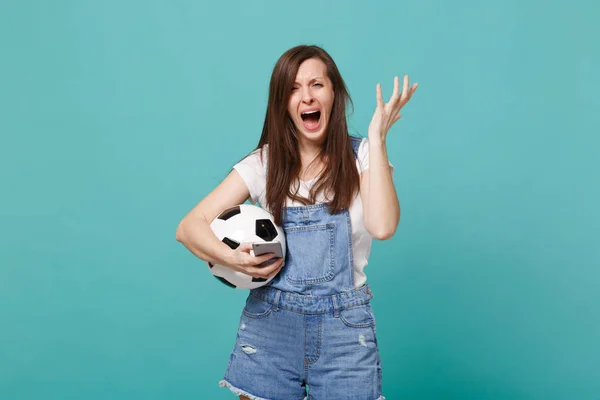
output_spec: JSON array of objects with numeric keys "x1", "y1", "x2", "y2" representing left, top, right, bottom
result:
[
  {"x1": 300, "y1": 131, "x2": 326, "y2": 146},
  {"x1": 297, "y1": 121, "x2": 328, "y2": 144}
]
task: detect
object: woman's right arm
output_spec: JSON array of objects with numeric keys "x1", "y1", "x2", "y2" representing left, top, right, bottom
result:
[{"x1": 175, "y1": 169, "x2": 283, "y2": 279}]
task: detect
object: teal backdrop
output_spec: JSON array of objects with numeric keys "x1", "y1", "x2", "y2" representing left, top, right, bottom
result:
[{"x1": 1, "y1": 0, "x2": 599, "y2": 399}]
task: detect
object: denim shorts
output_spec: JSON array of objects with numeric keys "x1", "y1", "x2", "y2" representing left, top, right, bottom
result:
[{"x1": 219, "y1": 285, "x2": 385, "y2": 400}]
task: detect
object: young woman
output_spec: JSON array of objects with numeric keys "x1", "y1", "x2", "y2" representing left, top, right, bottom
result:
[{"x1": 176, "y1": 45, "x2": 417, "y2": 400}]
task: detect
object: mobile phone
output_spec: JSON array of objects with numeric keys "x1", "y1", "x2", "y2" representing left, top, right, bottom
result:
[{"x1": 252, "y1": 241, "x2": 283, "y2": 267}]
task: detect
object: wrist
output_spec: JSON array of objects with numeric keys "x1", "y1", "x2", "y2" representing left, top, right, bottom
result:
[{"x1": 219, "y1": 245, "x2": 236, "y2": 268}]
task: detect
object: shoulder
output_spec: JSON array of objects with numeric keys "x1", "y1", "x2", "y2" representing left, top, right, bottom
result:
[
  {"x1": 232, "y1": 144, "x2": 268, "y2": 204},
  {"x1": 235, "y1": 144, "x2": 268, "y2": 169}
]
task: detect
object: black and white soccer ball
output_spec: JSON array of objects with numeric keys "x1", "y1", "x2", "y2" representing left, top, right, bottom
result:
[{"x1": 208, "y1": 204, "x2": 286, "y2": 289}]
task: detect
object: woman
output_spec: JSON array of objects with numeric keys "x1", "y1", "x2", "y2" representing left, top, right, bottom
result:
[{"x1": 176, "y1": 45, "x2": 417, "y2": 400}]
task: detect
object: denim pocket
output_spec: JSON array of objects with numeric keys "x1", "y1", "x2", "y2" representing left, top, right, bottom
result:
[
  {"x1": 283, "y1": 223, "x2": 335, "y2": 284},
  {"x1": 340, "y1": 304, "x2": 376, "y2": 328},
  {"x1": 242, "y1": 296, "x2": 274, "y2": 319}
]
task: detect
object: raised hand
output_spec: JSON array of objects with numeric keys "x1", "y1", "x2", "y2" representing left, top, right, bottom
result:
[{"x1": 368, "y1": 74, "x2": 418, "y2": 142}]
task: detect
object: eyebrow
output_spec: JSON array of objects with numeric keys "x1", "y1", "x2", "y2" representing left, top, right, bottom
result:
[{"x1": 294, "y1": 77, "x2": 325, "y2": 85}]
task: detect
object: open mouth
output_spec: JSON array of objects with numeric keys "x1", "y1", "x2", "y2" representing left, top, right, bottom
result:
[{"x1": 300, "y1": 110, "x2": 322, "y2": 131}]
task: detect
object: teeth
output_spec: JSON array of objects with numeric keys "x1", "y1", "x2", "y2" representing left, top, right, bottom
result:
[{"x1": 302, "y1": 110, "x2": 319, "y2": 115}]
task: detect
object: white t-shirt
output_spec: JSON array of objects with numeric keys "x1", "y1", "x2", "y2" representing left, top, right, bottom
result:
[{"x1": 233, "y1": 137, "x2": 393, "y2": 288}]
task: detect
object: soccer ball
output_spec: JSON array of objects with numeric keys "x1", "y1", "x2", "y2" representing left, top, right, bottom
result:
[{"x1": 207, "y1": 204, "x2": 286, "y2": 289}]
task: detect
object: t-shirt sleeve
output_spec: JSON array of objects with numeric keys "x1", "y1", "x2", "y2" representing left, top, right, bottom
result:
[
  {"x1": 232, "y1": 148, "x2": 266, "y2": 204},
  {"x1": 357, "y1": 138, "x2": 394, "y2": 173}
]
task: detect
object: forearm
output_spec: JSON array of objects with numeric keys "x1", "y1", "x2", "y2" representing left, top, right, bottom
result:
[
  {"x1": 366, "y1": 138, "x2": 400, "y2": 239},
  {"x1": 176, "y1": 216, "x2": 234, "y2": 266}
]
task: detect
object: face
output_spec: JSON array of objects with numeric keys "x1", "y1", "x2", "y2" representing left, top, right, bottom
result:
[{"x1": 287, "y1": 58, "x2": 335, "y2": 146}]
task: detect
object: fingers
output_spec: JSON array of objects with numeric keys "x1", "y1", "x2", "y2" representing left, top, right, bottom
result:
[
  {"x1": 255, "y1": 252, "x2": 275, "y2": 263},
  {"x1": 230, "y1": 242, "x2": 286, "y2": 279},
  {"x1": 244, "y1": 257, "x2": 284, "y2": 279},
  {"x1": 391, "y1": 76, "x2": 400, "y2": 100},
  {"x1": 236, "y1": 249, "x2": 273, "y2": 267},
  {"x1": 402, "y1": 74, "x2": 409, "y2": 99},
  {"x1": 410, "y1": 82, "x2": 418, "y2": 98},
  {"x1": 376, "y1": 83, "x2": 384, "y2": 108},
  {"x1": 396, "y1": 76, "x2": 418, "y2": 117},
  {"x1": 265, "y1": 258, "x2": 285, "y2": 279},
  {"x1": 238, "y1": 242, "x2": 253, "y2": 253},
  {"x1": 384, "y1": 75, "x2": 418, "y2": 108}
]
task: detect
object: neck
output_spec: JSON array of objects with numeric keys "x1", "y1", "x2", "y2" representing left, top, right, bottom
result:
[
  {"x1": 297, "y1": 135, "x2": 324, "y2": 158},
  {"x1": 298, "y1": 148, "x2": 327, "y2": 182}
]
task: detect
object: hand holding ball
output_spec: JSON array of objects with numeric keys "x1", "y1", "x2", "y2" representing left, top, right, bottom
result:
[{"x1": 207, "y1": 204, "x2": 286, "y2": 289}]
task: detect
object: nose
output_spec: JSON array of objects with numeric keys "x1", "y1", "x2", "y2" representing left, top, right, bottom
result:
[{"x1": 301, "y1": 86, "x2": 314, "y2": 104}]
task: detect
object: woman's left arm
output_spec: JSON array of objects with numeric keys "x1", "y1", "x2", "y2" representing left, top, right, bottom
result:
[{"x1": 361, "y1": 74, "x2": 418, "y2": 240}]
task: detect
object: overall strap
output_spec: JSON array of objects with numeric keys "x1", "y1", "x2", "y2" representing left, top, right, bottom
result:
[{"x1": 349, "y1": 135, "x2": 362, "y2": 160}]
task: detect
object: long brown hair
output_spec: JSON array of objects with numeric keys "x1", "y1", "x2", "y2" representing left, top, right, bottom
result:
[{"x1": 255, "y1": 45, "x2": 360, "y2": 226}]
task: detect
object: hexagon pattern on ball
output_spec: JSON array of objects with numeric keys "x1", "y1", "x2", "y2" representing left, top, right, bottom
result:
[{"x1": 207, "y1": 204, "x2": 286, "y2": 289}]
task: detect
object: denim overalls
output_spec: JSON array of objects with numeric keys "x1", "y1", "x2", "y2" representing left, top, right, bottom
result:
[{"x1": 220, "y1": 136, "x2": 385, "y2": 400}]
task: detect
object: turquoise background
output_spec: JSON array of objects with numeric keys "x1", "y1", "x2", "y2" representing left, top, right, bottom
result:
[{"x1": 1, "y1": 0, "x2": 599, "y2": 398}]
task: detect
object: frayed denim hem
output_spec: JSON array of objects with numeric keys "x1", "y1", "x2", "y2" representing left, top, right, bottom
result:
[
  {"x1": 220, "y1": 378, "x2": 384, "y2": 400},
  {"x1": 219, "y1": 379, "x2": 272, "y2": 400},
  {"x1": 305, "y1": 394, "x2": 385, "y2": 400}
]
